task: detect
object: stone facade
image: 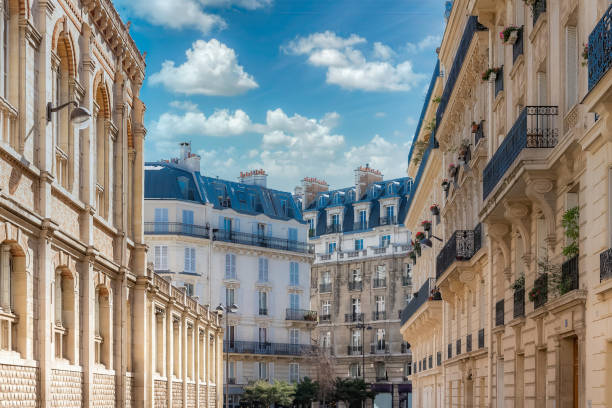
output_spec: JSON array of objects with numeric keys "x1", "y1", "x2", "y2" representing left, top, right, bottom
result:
[
  {"x1": 400, "y1": 0, "x2": 612, "y2": 407},
  {"x1": 0, "y1": 0, "x2": 224, "y2": 407}
]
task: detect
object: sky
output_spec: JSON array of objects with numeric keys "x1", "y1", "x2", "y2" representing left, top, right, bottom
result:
[{"x1": 115, "y1": 0, "x2": 448, "y2": 192}]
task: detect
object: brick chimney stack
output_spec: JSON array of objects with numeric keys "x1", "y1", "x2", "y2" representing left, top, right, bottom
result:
[
  {"x1": 239, "y1": 169, "x2": 268, "y2": 187},
  {"x1": 355, "y1": 163, "x2": 383, "y2": 199},
  {"x1": 301, "y1": 177, "x2": 329, "y2": 210}
]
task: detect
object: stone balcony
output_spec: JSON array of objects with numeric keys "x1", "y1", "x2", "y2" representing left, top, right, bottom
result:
[{"x1": 399, "y1": 278, "x2": 442, "y2": 343}]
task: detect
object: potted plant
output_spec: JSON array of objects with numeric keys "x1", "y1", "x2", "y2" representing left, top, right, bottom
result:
[
  {"x1": 581, "y1": 43, "x2": 588, "y2": 67},
  {"x1": 482, "y1": 67, "x2": 501, "y2": 81},
  {"x1": 429, "y1": 288, "x2": 442, "y2": 301},
  {"x1": 421, "y1": 220, "x2": 432, "y2": 231},
  {"x1": 415, "y1": 231, "x2": 425, "y2": 241},
  {"x1": 500, "y1": 25, "x2": 521, "y2": 44},
  {"x1": 414, "y1": 240, "x2": 422, "y2": 257},
  {"x1": 441, "y1": 179, "x2": 450, "y2": 192},
  {"x1": 511, "y1": 274, "x2": 525, "y2": 291},
  {"x1": 448, "y1": 163, "x2": 457, "y2": 177},
  {"x1": 430, "y1": 204, "x2": 440, "y2": 215},
  {"x1": 528, "y1": 285, "x2": 545, "y2": 302}
]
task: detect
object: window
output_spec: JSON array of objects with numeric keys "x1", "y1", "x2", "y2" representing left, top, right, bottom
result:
[
  {"x1": 328, "y1": 242, "x2": 336, "y2": 254},
  {"x1": 289, "y1": 293, "x2": 300, "y2": 310},
  {"x1": 375, "y1": 362, "x2": 386, "y2": 380},
  {"x1": 280, "y1": 199, "x2": 287, "y2": 215},
  {"x1": 404, "y1": 362, "x2": 411, "y2": 377},
  {"x1": 402, "y1": 264, "x2": 412, "y2": 285},
  {"x1": 154, "y1": 208, "x2": 169, "y2": 233},
  {"x1": 380, "y1": 235, "x2": 391, "y2": 247},
  {"x1": 321, "y1": 331, "x2": 331, "y2": 348},
  {"x1": 225, "y1": 254, "x2": 236, "y2": 279},
  {"x1": 228, "y1": 361, "x2": 235, "y2": 381},
  {"x1": 258, "y1": 327, "x2": 267, "y2": 343},
  {"x1": 225, "y1": 287, "x2": 235, "y2": 307},
  {"x1": 375, "y1": 296, "x2": 385, "y2": 312},
  {"x1": 226, "y1": 325, "x2": 235, "y2": 346},
  {"x1": 94, "y1": 83, "x2": 111, "y2": 219},
  {"x1": 375, "y1": 265, "x2": 386, "y2": 280},
  {"x1": 257, "y1": 223, "x2": 265, "y2": 237},
  {"x1": 332, "y1": 214, "x2": 340, "y2": 225},
  {"x1": 354, "y1": 239, "x2": 363, "y2": 251},
  {"x1": 307, "y1": 219, "x2": 314, "y2": 231},
  {"x1": 349, "y1": 363, "x2": 362, "y2": 378},
  {"x1": 94, "y1": 286, "x2": 111, "y2": 367},
  {"x1": 288, "y1": 227, "x2": 298, "y2": 242},
  {"x1": 386, "y1": 205, "x2": 395, "y2": 221},
  {"x1": 257, "y1": 362, "x2": 268, "y2": 380},
  {"x1": 319, "y1": 196, "x2": 325, "y2": 207},
  {"x1": 182, "y1": 210, "x2": 194, "y2": 234},
  {"x1": 359, "y1": 210, "x2": 367, "y2": 228},
  {"x1": 258, "y1": 292, "x2": 268, "y2": 315},
  {"x1": 321, "y1": 271, "x2": 331, "y2": 284},
  {"x1": 290, "y1": 329, "x2": 299, "y2": 345},
  {"x1": 565, "y1": 25, "x2": 578, "y2": 109},
  {"x1": 184, "y1": 248, "x2": 196, "y2": 273},
  {"x1": 54, "y1": 269, "x2": 75, "y2": 362},
  {"x1": 351, "y1": 298, "x2": 361, "y2": 314},
  {"x1": 387, "y1": 184, "x2": 394, "y2": 195},
  {"x1": 154, "y1": 246, "x2": 168, "y2": 271},
  {"x1": 184, "y1": 283, "x2": 194, "y2": 297},
  {"x1": 351, "y1": 329, "x2": 361, "y2": 347},
  {"x1": 289, "y1": 363, "x2": 299, "y2": 383},
  {"x1": 351, "y1": 269, "x2": 362, "y2": 282},
  {"x1": 258, "y1": 258, "x2": 269, "y2": 282},
  {"x1": 290, "y1": 262, "x2": 299, "y2": 286},
  {"x1": 376, "y1": 328, "x2": 386, "y2": 350},
  {"x1": 321, "y1": 300, "x2": 331, "y2": 316}
]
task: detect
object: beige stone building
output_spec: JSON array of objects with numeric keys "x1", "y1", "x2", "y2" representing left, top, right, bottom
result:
[
  {"x1": 0, "y1": 0, "x2": 223, "y2": 407},
  {"x1": 400, "y1": 0, "x2": 612, "y2": 407}
]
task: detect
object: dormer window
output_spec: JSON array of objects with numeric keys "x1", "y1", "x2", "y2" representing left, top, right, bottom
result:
[
  {"x1": 387, "y1": 184, "x2": 395, "y2": 195},
  {"x1": 334, "y1": 194, "x2": 341, "y2": 205},
  {"x1": 280, "y1": 199, "x2": 287, "y2": 215},
  {"x1": 332, "y1": 214, "x2": 340, "y2": 226},
  {"x1": 319, "y1": 196, "x2": 326, "y2": 207}
]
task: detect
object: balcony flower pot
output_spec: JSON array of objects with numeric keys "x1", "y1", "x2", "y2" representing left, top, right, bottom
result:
[
  {"x1": 421, "y1": 220, "x2": 432, "y2": 231},
  {"x1": 581, "y1": 43, "x2": 588, "y2": 66},
  {"x1": 448, "y1": 163, "x2": 457, "y2": 177},
  {"x1": 415, "y1": 231, "x2": 425, "y2": 241},
  {"x1": 442, "y1": 179, "x2": 450, "y2": 192},
  {"x1": 500, "y1": 25, "x2": 520, "y2": 44},
  {"x1": 482, "y1": 67, "x2": 501, "y2": 82},
  {"x1": 430, "y1": 204, "x2": 440, "y2": 216}
]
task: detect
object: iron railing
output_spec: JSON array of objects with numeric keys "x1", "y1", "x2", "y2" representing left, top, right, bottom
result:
[
  {"x1": 483, "y1": 106, "x2": 559, "y2": 199},
  {"x1": 402, "y1": 276, "x2": 412, "y2": 286},
  {"x1": 400, "y1": 278, "x2": 441, "y2": 326},
  {"x1": 144, "y1": 222, "x2": 210, "y2": 238},
  {"x1": 319, "y1": 283, "x2": 332, "y2": 293},
  {"x1": 370, "y1": 343, "x2": 389, "y2": 354},
  {"x1": 372, "y1": 311, "x2": 387, "y2": 321},
  {"x1": 514, "y1": 288, "x2": 525, "y2": 318},
  {"x1": 436, "y1": 224, "x2": 482, "y2": 279},
  {"x1": 259, "y1": 308, "x2": 268, "y2": 316},
  {"x1": 478, "y1": 328, "x2": 485, "y2": 349},
  {"x1": 532, "y1": 0, "x2": 546, "y2": 26},
  {"x1": 588, "y1": 3, "x2": 612, "y2": 90},
  {"x1": 224, "y1": 341, "x2": 317, "y2": 356},
  {"x1": 533, "y1": 273, "x2": 548, "y2": 309},
  {"x1": 347, "y1": 345, "x2": 362, "y2": 355},
  {"x1": 494, "y1": 66, "x2": 504, "y2": 97},
  {"x1": 285, "y1": 309, "x2": 317, "y2": 322},
  {"x1": 495, "y1": 299, "x2": 504, "y2": 326},
  {"x1": 436, "y1": 16, "x2": 488, "y2": 127},
  {"x1": 466, "y1": 334, "x2": 472, "y2": 353},
  {"x1": 308, "y1": 229, "x2": 315, "y2": 238},
  {"x1": 513, "y1": 27, "x2": 524, "y2": 63},
  {"x1": 373, "y1": 278, "x2": 387, "y2": 288},
  {"x1": 380, "y1": 216, "x2": 397, "y2": 226},
  {"x1": 344, "y1": 313, "x2": 364, "y2": 323},
  {"x1": 319, "y1": 314, "x2": 331, "y2": 322},
  {"x1": 600, "y1": 248, "x2": 612, "y2": 281},
  {"x1": 214, "y1": 230, "x2": 312, "y2": 254},
  {"x1": 354, "y1": 221, "x2": 368, "y2": 231},
  {"x1": 348, "y1": 281, "x2": 363, "y2": 291},
  {"x1": 561, "y1": 255, "x2": 579, "y2": 292},
  {"x1": 456, "y1": 339, "x2": 462, "y2": 355},
  {"x1": 326, "y1": 224, "x2": 342, "y2": 234}
]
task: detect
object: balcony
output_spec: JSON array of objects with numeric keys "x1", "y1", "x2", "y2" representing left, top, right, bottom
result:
[
  {"x1": 326, "y1": 224, "x2": 342, "y2": 234},
  {"x1": 533, "y1": 273, "x2": 548, "y2": 309},
  {"x1": 373, "y1": 278, "x2": 387, "y2": 288},
  {"x1": 370, "y1": 343, "x2": 389, "y2": 354},
  {"x1": 372, "y1": 311, "x2": 387, "y2": 321},
  {"x1": 400, "y1": 278, "x2": 441, "y2": 326},
  {"x1": 478, "y1": 328, "x2": 485, "y2": 349},
  {"x1": 285, "y1": 309, "x2": 317, "y2": 322},
  {"x1": 512, "y1": 27, "x2": 524, "y2": 63},
  {"x1": 224, "y1": 340, "x2": 317, "y2": 356},
  {"x1": 319, "y1": 283, "x2": 332, "y2": 293},
  {"x1": 494, "y1": 66, "x2": 504, "y2": 98},
  {"x1": 532, "y1": 0, "x2": 546, "y2": 26},
  {"x1": 561, "y1": 255, "x2": 579, "y2": 292},
  {"x1": 347, "y1": 345, "x2": 362, "y2": 356},
  {"x1": 214, "y1": 230, "x2": 313, "y2": 254},
  {"x1": 144, "y1": 222, "x2": 210, "y2": 238},
  {"x1": 466, "y1": 334, "x2": 472, "y2": 353},
  {"x1": 319, "y1": 314, "x2": 331, "y2": 322},
  {"x1": 379, "y1": 216, "x2": 397, "y2": 226},
  {"x1": 600, "y1": 248, "x2": 612, "y2": 281},
  {"x1": 373, "y1": 246, "x2": 388, "y2": 255},
  {"x1": 354, "y1": 221, "x2": 368, "y2": 231},
  {"x1": 588, "y1": 4, "x2": 612, "y2": 91},
  {"x1": 495, "y1": 299, "x2": 504, "y2": 326},
  {"x1": 348, "y1": 280, "x2": 363, "y2": 291},
  {"x1": 436, "y1": 224, "x2": 482, "y2": 279},
  {"x1": 513, "y1": 288, "x2": 525, "y2": 319},
  {"x1": 483, "y1": 106, "x2": 558, "y2": 199},
  {"x1": 344, "y1": 313, "x2": 364, "y2": 323}
]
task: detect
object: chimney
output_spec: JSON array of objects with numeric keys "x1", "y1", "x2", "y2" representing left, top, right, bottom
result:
[
  {"x1": 239, "y1": 169, "x2": 268, "y2": 188},
  {"x1": 301, "y1": 177, "x2": 329, "y2": 210},
  {"x1": 355, "y1": 163, "x2": 383, "y2": 199},
  {"x1": 176, "y1": 142, "x2": 201, "y2": 172}
]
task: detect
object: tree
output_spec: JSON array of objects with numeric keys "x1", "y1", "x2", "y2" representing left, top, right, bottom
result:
[
  {"x1": 331, "y1": 378, "x2": 375, "y2": 408},
  {"x1": 310, "y1": 347, "x2": 336, "y2": 406},
  {"x1": 241, "y1": 380, "x2": 296, "y2": 408},
  {"x1": 294, "y1": 377, "x2": 320, "y2": 408}
]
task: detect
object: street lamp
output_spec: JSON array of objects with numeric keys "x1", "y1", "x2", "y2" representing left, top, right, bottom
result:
[
  {"x1": 47, "y1": 101, "x2": 92, "y2": 129},
  {"x1": 355, "y1": 323, "x2": 372, "y2": 381},
  {"x1": 217, "y1": 303, "x2": 238, "y2": 408},
  {"x1": 419, "y1": 235, "x2": 443, "y2": 248}
]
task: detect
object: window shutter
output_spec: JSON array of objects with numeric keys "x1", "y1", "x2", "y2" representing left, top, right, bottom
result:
[
  {"x1": 268, "y1": 362, "x2": 274, "y2": 380},
  {"x1": 225, "y1": 254, "x2": 230, "y2": 278},
  {"x1": 267, "y1": 224, "x2": 272, "y2": 237},
  {"x1": 184, "y1": 248, "x2": 190, "y2": 272},
  {"x1": 190, "y1": 248, "x2": 196, "y2": 272},
  {"x1": 234, "y1": 218, "x2": 240, "y2": 232},
  {"x1": 218, "y1": 216, "x2": 225, "y2": 230},
  {"x1": 155, "y1": 246, "x2": 160, "y2": 269},
  {"x1": 566, "y1": 26, "x2": 578, "y2": 109},
  {"x1": 264, "y1": 259, "x2": 268, "y2": 281},
  {"x1": 161, "y1": 246, "x2": 167, "y2": 270},
  {"x1": 231, "y1": 254, "x2": 236, "y2": 278}
]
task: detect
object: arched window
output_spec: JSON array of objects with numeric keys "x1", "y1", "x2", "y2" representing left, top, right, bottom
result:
[
  {"x1": 54, "y1": 34, "x2": 75, "y2": 190},
  {"x1": 0, "y1": 242, "x2": 26, "y2": 355},
  {"x1": 95, "y1": 83, "x2": 110, "y2": 218}
]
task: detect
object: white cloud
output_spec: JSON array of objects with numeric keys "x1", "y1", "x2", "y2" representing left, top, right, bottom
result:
[
  {"x1": 200, "y1": 0, "x2": 272, "y2": 9},
  {"x1": 283, "y1": 31, "x2": 425, "y2": 92},
  {"x1": 406, "y1": 34, "x2": 442, "y2": 53},
  {"x1": 150, "y1": 39, "x2": 258, "y2": 96},
  {"x1": 343, "y1": 135, "x2": 411, "y2": 178},
  {"x1": 374, "y1": 112, "x2": 387, "y2": 118},
  {"x1": 169, "y1": 100, "x2": 200, "y2": 112},
  {"x1": 149, "y1": 108, "x2": 253, "y2": 140}
]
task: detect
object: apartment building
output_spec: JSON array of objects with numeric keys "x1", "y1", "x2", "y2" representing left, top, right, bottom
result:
[
  {"x1": 144, "y1": 143, "x2": 316, "y2": 406},
  {"x1": 0, "y1": 0, "x2": 223, "y2": 407},
  {"x1": 400, "y1": 0, "x2": 612, "y2": 407},
  {"x1": 303, "y1": 168, "x2": 414, "y2": 408}
]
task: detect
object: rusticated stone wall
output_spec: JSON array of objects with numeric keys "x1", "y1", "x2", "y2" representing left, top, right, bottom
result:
[
  {"x1": 125, "y1": 375, "x2": 135, "y2": 408},
  {"x1": 198, "y1": 384, "x2": 207, "y2": 407},
  {"x1": 172, "y1": 381, "x2": 184, "y2": 408},
  {"x1": 208, "y1": 385, "x2": 216, "y2": 408},
  {"x1": 187, "y1": 383, "x2": 196, "y2": 408},
  {"x1": 154, "y1": 379, "x2": 167, "y2": 408},
  {"x1": 50, "y1": 369, "x2": 82, "y2": 407},
  {"x1": 0, "y1": 364, "x2": 38, "y2": 407},
  {"x1": 92, "y1": 373, "x2": 115, "y2": 408}
]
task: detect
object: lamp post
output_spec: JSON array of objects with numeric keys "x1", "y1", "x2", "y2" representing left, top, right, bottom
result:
[
  {"x1": 355, "y1": 322, "x2": 372, "y2": 380},
  {"x1": 216, "y1": 303, "x2": 238, "y2": 408},
  {"x1": 46, "y1": 100, "x2": 92, "y2": 128}
]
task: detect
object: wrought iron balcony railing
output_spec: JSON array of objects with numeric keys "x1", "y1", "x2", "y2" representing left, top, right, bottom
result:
[
  {"x1": 588, "y1": 3, "x2": 612, "y2": 91},
  {"x1": 600, "y1": 248, "x2": 612, "y2": 282},
  {"x1": 494, "y1": 66, "x2": 504, "y2": 97},
  {"x1": 436, "y1": 224, "x2": 482, "y2": 279},
  {"x1": 224, "y1": 340, "x2": 317, "y2": 356},
  {"x1": 319, "y1": 314, "x2": 331, "y2": 322},
  {"x1": 373, "y1": 278, "x2": 387, "y2": 288},
  {"x1": 478, "y1": 328, "x2": 485, "y2": 349},
  {"x1": 372, "y1": 311, "x2": 387, "y2": 321},
  {"x1": 400, "y1": 278, "x2": 441, "y2": 326},
  {"x1": 513, "y1": 27, "x2": 524, "y2": 63},
  {"x1": 514, "y1": 288, "x2": 525, "y2": 319},
  {"x1": 326, "y1": 224, "x2": 342, "y2": 234},
  {"x1": 495, "y1": 299, "x2": 504, "y2": 326},
  {"x1": 533, "y1": 0, "x2": 546, "y2": 26},
  {"x1": 347, "y1": 345, "x2": 362, "y2": 355},
  {"x1": 354, "y1": 221, "x2": 368, "y2": 231},
  {"x1": 285, "y1": 309, "x2": 317, "y2": 322},
  {"x1": 370, "y1": 343, "x2": 389, "y2": 354},
  {"x1": 344, "y1": 313, "x2": 364, "y2": 323},
  {"x1": 319, "y1": 283, "x2": 332, "y2": 293},
  {"x1": 214, "y1": 230, "x2": 313, "y2": 254},
  {"x1": 379, "y1": 216, "x2": 397, "y2": 226},
  {"x1": 533, "y1": 273, "x2": 548, "y2": 309},
  {"x1": 561, "y1": 255, "x2": 579, "y2": 292},
  {"x1": 144, "y1": 222, "x2": 210, "y2": 238},
  {"x1": 348, "y1": 280, "x2": 363, "y2": 291},
  {"x1": 483, "y1": 106, "x2": 558, "y2": 199}
]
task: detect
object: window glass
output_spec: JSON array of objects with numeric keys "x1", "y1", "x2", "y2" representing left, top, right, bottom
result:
[{"x1": 290, "y1": 262, "x2": 299, "y2": 285}]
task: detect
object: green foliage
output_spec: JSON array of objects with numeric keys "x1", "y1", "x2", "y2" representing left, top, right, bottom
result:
[
  {"x1": 424, "y1": 118, "x2": 436, "y2": 133},
  {"x1": 241, "y1": 380, "x2": 295, "y2": 407},
  {"x1": 294, "y1": 377, "x2": 319, "y2": 408},
  {"x1": 432, "y1": 96, "x2": 441, "y2": 104},
  {"x1": 561, "y1": 206, "x2": 579, "y2": 258},
  {"x1": 511, "y1": 274, "x2": 525, "y2": 291},
  {"x1": 331, "y1": 378, "x2": 375, "y2": 408},
  {"x1": 411, "y1": 140, "x2": 430, "y2": 165}
]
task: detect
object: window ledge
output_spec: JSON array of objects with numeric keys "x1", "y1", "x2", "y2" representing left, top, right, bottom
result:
[{"x1": 594, "y1": 278, "x2": 612, "y2": 300}]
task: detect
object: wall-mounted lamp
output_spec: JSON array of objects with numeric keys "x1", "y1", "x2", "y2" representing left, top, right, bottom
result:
[{"x1": 47, "y1": 101, "x2": 91, "y2": 129}]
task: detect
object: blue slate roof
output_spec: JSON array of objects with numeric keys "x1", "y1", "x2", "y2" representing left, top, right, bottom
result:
[
  {"x1": 305, "y1": 177, "x2": 413, "y2": 236},
  {"x1": 144, "y1": 162, "x2": 304, "y2": 223}
]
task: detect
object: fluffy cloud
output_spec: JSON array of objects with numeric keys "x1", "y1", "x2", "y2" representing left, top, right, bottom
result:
[
  {"x1": 169, "y1": 100, "x2": 200, "y2": 112},
  {"x1": 149, "y1": 108, "x2": 253, "y2": 139},
  {"x1": 149, "y1": 39, "x2": 258, "y2": 96},
  {"x1": 406, "y1": 35, "x2": 442, "y2": 53},
  {"x1": 116, "y1": 0, "x2": 271, "y2": 33},
  {"x1": 343, "y1": 135, "x2": 411, "y2": 177},
  {"x1": 283, "y1": 31, "x2": 425, "y2": 92}
]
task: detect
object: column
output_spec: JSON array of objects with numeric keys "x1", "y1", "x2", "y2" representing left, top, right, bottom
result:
[{"x1": 82, "y1": 252, "x2": 96, "y2": 407}]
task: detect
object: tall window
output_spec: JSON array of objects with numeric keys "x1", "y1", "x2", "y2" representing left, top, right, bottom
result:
[
  {"x1": 154, "y1": 246, "x2": 168, "y2": 271},
  {"x1": 307, "y1": 219, "x2": 314, "y2": 231},
  {"x1": 386, "y1": 205, "x2": 395, "y2": 221},
  {"x1": 354, "y1": 239, "x2": 363, "y2": 251},
  {"x1": 94, "y1": 286, "x2": 111, "y2": 367},
  {"x1": 0, "y1": 0, "x2": 8, "y2": 98},
  {"x1": 290, "y1": 329, "x2": 299, "y2": 345},
  {"x1": 258, "y1": 327, "x2": 267, "y2": 344},
  {"x1": 290, "y1": 262, "x2": 299, "y2": 286},
  {"x1": 359, "y1": 210, "x2": 367, "y2": 228},
  {"x1": 351, "y1": 269, "x2": 361, "y2": 282},
  {"x1": 375, "y1": 296, "x2": 385, "y2": 312},
  {"x1": 322, "y1": 271, "x2": 331, "y2": 284},
  {"x1": 289, "y1": 293, "x2": 300, "y2": 310},
  {"x1": 351, "y1": 297, "x2": 361, "y2": 314},
  {"x1": 225, "y1": 287, "x2": 235, "y2": 306},
  {"x1": 565, "y1": 25, "x2": 578, "y2": 109},
  {"x1": 55, "y1": 269, "x2": 75, "y2": 362},
  {"x1": 376, "y1": 328, "x2": 386, "y2": 350},
  {"x1": 380, "y1": 235, "x2": 391, "y2": 247},
  {"x1": 54, "y1": 35, "x2": 75, "y2": 189},
  {"x1": 257, "y1": 362, "x2": 268, "y2": 380},
  {"x1": 225, "y1": 254, "x2": 236, "y2": 279},
  {"x1": 403, "y1": 264, "x2": 412, "y2": 285},
  {"x1": 351, "y1": 329, "x2": 361, "y2": 347},
  {"x1": 375, "y1": 362, "x2": 386, "y2": 380},
  {"x1": 375, "y1": 265, "x2": 386, "y2": 280},
  {"x1": 258, "y1": 258, "x2": 269, "y2": 282},
  {"x1": 258, "y1": 291, "x2": 268, "y2": 315},
  {"x1": 332, "y1": 214, "x2": 340, "y2": 225},
  {"x1": 184, "y1": 248, "x2": 196, "y2": 273},
  {"x1": 321, "y1": 331, "x2": 331, "y2": 348},
  {"x1": 289, "y1": 363, "x2": 299, "y2": 383},
  {"x1": 349, "y1": 363, "x2": 361, "y2": 378},
  {"x1": 154, "y1": 208, "x2": 168, "y2": 233},
  {"x1": 328, "y1": 242, "x2": 336, "y2": 254},
  {"x1": 321, "y1": 300, "x2": 331, "y2": 316},
  {"x1": 95, "y1": 84, "x2": 110, "y2": 218},
  {"x1": 182, "y1": 209, "x2": 194, "y2": 234}
]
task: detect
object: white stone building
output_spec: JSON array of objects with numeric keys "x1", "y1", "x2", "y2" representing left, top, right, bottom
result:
[{"x1": 144, "y1": 143, "x2": 316, "y2": 405}]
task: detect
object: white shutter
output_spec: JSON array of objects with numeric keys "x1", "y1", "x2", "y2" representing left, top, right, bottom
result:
[
  {"x1": 155, "y1": 246, "x2": 161, "y2": 270},
  {"x1": 231, "y1": 254, "x2": 236, "y2": 278},
  {"x1": 184, "y1": 248, "x2": 190, "y2": 272},
  {"x1": 218, "y1": 216, "x2": 225, "y2": 230},
  {"x1": 190, "y1": 248, "x2": 196, "y2": 272},
  {"x1": 159, "y1": 246, "x2": 168, "y2": 270},
  {"x1": 566, "y1": 26, "x2": 578, "y2": 109}
]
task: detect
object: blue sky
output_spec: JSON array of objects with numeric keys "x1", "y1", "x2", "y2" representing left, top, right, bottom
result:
[{"x1": 115, "y1": 0, "x2": 447, "y2": 192}]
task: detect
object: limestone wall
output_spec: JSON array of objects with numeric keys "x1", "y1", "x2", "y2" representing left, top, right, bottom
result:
[
  {"x1": 154, "y1": 379, "x2": 168, "y2": 408},
  {"x1": 0, "y1": 363, "x2": 39, "y2": 407},
  {"x1": 50, "y1": 369, "x2": 82, "y2": 408}
]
